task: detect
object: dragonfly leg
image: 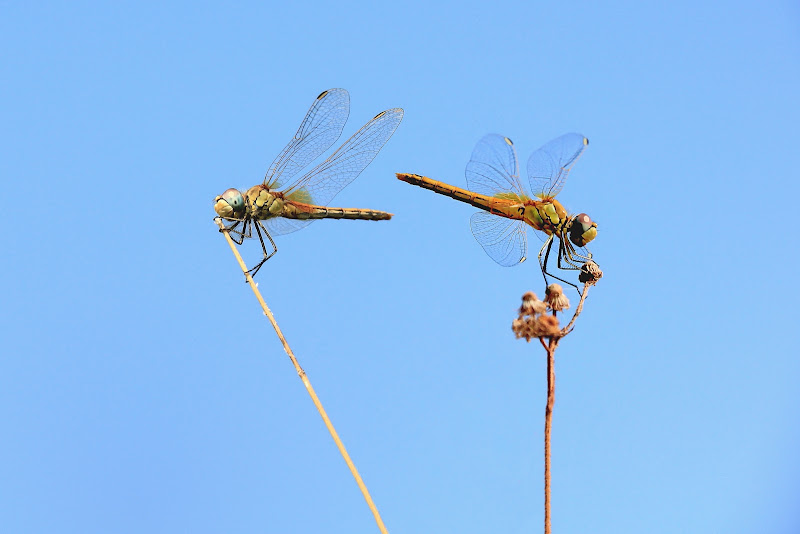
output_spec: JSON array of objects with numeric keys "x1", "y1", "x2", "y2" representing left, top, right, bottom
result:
[
  {"x1": 217, "y1": 218, "x2": 250, "y2": 245},
  {"x1": 539, "y1": 235, "x2": 580, "y2": 293},
  {"x1": 553, "y1": 239, "x2": 583, "y2": 292},
  {"x1": 557, "y1": 236, "x2": 596, "y2": 291},
  {"x1": 537, "y1": 236, "x2": 555, "y2": 286},
  {"x1": 247, "y1": 220, "x2": 278, "y2": 278},
  {"x1": 560, "y1": 236, "x2": 592, "y2": 269},
  {"x1": 557, "y1": 237, "x2": 581, "y2": 271}
]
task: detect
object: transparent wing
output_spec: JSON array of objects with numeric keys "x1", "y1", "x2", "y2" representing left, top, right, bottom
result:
[
  {"x1": 262, "y1": 214, "x2": 311, "y2": 236},
  {"x1": 264, "y1": 108, "x2": 403, "y2": 236},
  {"x1": 263, "y1": 88, "x2": 350, "y2": 189},
  {"x1": 465, "y1": 134, "x2": 525, "y2": 200},
  {"x1": 527, "y1": 133, "x2": 588, "y2": 199},
  {"x1": 280, "y1": 108, "x2": 404, "y2": 208},
  {"x1": 470, "y1": 211, "x2": 528, "y2": 267}
]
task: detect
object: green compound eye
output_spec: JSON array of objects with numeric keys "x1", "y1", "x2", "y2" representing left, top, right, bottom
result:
[
  {"x1": 214, "y1": 188, "x2": 246, "y2": 219},
  {"x1": 222, "y1": 188, "x2": 244, "y2": 211}
]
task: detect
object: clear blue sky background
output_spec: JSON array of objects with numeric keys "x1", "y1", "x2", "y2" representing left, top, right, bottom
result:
[{"x1": 2, "y1": 1, "x2": 799, "y2": 533}]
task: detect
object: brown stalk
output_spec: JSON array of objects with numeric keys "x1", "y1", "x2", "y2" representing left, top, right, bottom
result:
[
  {"x1": 512, "y1": 265, "x2": 601, "y2": 534},
  {"x1": 215, "y1": 218, "x2": 390, "y2": 534},
  {"x1": 544, "y1": 335, "x2": 556, "y2": 534}
]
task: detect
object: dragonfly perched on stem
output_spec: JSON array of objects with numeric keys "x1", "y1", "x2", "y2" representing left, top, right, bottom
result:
[
  {"x1": 397, "y1": 133, "x2": 597, "y2": 290},
  {"x1": 214, "y1": 89, "x2": 403, "y2": 277}
]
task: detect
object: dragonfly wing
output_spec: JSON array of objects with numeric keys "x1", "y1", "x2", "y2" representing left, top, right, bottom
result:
[
  {"x1": 470, "y1": 211, "x2": 528, "y2": 267},
  {"x1": 465, "y1": 134, "x2": 525, "y2": 199},
  {"x1": 262, "y1": 215, "x2": 313, "y2": 236},
  {"x1": 280, "y1": 108, "x2": 404, "y2": 208},
  {"x1": 527, "y1": 133, "x2": 588, "y2": 199},
  {"x1": 263, "y1": 88, "x2": 350, "y2": 189}
]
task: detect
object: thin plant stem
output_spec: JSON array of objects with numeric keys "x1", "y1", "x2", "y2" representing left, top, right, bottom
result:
[
  {"x1": 544, "y1": 336, "x2": 556, "y2": 534},
  {"x1": 215, "y1": 219, "x2": 390, "y2": 534},
  {"x1": 560, "y1": 283, "x2": 592, "y2": 336},
  {"x1": 543, "y1": 281, "x2": 595, "y2": 533},
  {"x1": 514, "y1": 273, "x2": 601, "y2": 534}
]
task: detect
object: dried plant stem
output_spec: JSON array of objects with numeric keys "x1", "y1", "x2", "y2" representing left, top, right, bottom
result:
[
  {"x1": 560, "y1": 283, "x2": 592, "y2": 336},
  {"x1": 544, "y1": 336, "x2": 556, "y2": 534},
  {"x1": 542, "y1": 284, "x2": 590, "y2": 533},
  {"x1": 215, "y1": 219, "x2": 390, "y2": 534},
  {"x1": 513, "y1": 279, "x2": 599, "y2": 534}
]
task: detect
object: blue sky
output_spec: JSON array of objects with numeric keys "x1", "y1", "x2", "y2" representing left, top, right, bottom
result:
[{"x1": 2, "y1": 1, "x2": 799, "y2": 533}]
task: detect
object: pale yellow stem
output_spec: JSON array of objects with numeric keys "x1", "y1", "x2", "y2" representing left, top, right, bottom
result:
[{"x1": 214, "y1": 219, "x2": 389, "y2": 534}]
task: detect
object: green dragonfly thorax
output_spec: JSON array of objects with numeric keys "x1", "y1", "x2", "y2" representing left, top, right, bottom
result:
[
  {"x1": 520, "y1": 198, "x2": 569, "y2": 236},
  {"x1": 520, "y1": 199, "x2": 597, "y2": 247}
]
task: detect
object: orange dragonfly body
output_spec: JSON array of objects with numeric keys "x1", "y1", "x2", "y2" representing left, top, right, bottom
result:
[
  {"x1": 214, "y1": 89, "x2": 403, "y2": 276},
  {"x1": 397, "y1": 134, "x2": 597, "y2": 288}
]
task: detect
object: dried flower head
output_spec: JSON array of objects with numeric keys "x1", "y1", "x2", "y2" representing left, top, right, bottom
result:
[
  {"x1": 531, "y1": 315, "x2": 549, "y2": 337},
  {"x1": 512, "y1": 317, "x2": 525, "y2": 337},
  {"x1": 537, "y1": 314, "x2": 561, "y2": 336},
  {"x1": 579, "y1": 261, "x2": 603, "y2": 285},
  {"x1": 512, "y1": 316, "x2": 534, "y2": 341},
  {"x1": 545, "y1": 284, "x2": 570, "y2": 312},
  {"x1": 519, "y1": 291, "x2": 547, "y2": 316}
]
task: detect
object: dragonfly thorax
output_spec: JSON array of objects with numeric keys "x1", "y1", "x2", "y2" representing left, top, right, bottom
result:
[
  {"x1": 244, "y1": 184, "x2": 284, "y2": 220},
  {"x1": 522, "y1": 199, "x2": 569, "y2": 235},
  {"x1": 213, "y1": 185, "x2": 286, "y2": 221},
  {"x1": 522, "y1": 201, "x2": 597, "y2": 246}
]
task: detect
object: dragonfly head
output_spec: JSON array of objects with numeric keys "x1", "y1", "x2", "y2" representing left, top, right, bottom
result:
[
  {"x1": 568, "y1": 213, "x2": 597, "y2": 247},
  {"x1": 214, "y1": 188, "x2": 246, "y2": 219}
]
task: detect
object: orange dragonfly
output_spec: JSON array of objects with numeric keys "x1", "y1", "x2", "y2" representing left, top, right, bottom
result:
[
  {"x1": 397, "y1": 133, "x2": 597, "y2": 288},
  {"x1": 214, "y1": 89, "x2": 403, "y2": 276}
]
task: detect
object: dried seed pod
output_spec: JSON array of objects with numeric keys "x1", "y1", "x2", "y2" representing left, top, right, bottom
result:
[
  {"x1": 579, "y1": 260, "x2": 603, "y2": 284},
  {"x1": 519, "y1": 291, "x2": 547, "y2": 316},
  {"x1": 545, "y1": 284, "x2": 570, "y2": 312},
  {"x1": 538, "y1": 314, "x2": 561, "y2": 336},
  {"x1": 512, "y1": 318, "x2": 526, "y2": 339}
]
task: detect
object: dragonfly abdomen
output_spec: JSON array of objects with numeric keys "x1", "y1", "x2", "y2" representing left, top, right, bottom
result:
[
  {"x1": 396, "y1": 173, "x2": 518, "y2": 218},
  {"x1": 282, "y1": 203, "x2": 392, "y2": 221}
]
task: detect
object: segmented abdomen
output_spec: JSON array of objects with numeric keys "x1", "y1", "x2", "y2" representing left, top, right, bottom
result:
[
  {"x1": 396, "y1": 173, "x2": 518, "y2": 218},
  {"x1": 282, "y1": 202, "x2": 392, "y2": 221}
]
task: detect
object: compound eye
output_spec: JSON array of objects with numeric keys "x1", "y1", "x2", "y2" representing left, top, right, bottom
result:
[
  {"x1": 214, "y1": 188, "x2": 246, "y2": 219},
  {"x1": 222, "y1": 188, "x2": 244, "y2": 210},
  {"x1": 575, "y1": 213, "x2": 593, "y2": 232},
  {"x1": 569, "y1": 213, "x2": 597, "y2": 246}
]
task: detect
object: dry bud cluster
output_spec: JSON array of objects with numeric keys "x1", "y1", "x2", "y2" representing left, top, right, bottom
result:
[
  {"x1": 579, "y1": 260, "x2": 603, "y2": 285},
  {"x1": 544, "y1": 284, "x2": 570, "y2": 312},
  {"x1": 512, "y1": 291, "x2": 564, "y2": 341}
]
